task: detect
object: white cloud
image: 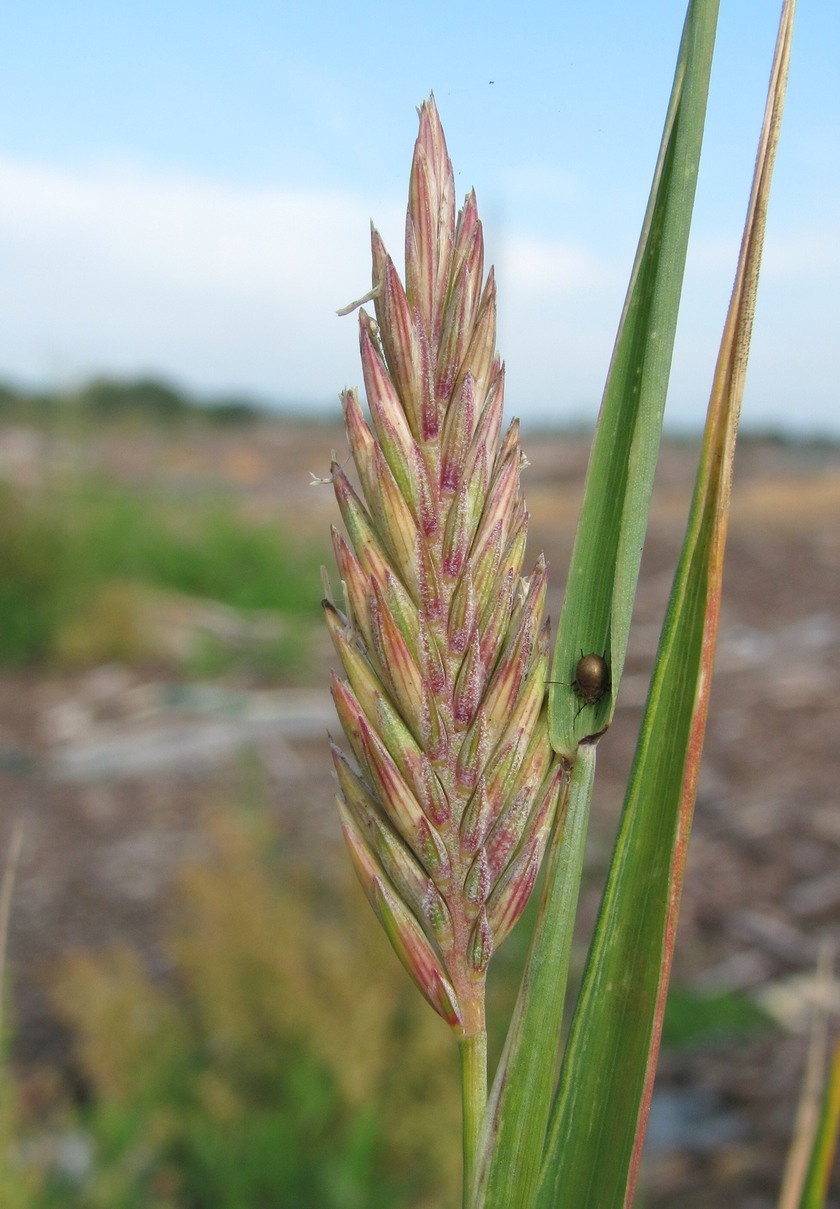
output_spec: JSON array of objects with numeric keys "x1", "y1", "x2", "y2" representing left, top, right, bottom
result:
[
  {"x1": 499, "y1": 232, "x2": 617, "y2": 297},
  {"x1": 0, "y1": 154, "x2": 617, "y2": 409},
  {"x1": 0, "y1": 154, "x2": 836, "y2": 434},
  {"x1": 0, "y1": 155, "x2": 403, "y2": 402},
  {"x1": 0, "y1": 157, "x2": 373, "y2": 295}
]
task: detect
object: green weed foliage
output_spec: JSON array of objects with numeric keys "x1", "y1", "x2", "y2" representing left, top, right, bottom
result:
[
  {"x1": 0, "y1": 474, "x2": 325, "y2": 673},
  {"x1": 661, "y1": 987, "x2": 774, "y2": 1050},
  {"x1": 0, "y1": 377, "x2": 327, "y2": 672},
  {"x1": 9, "y1": 808, "x2": 460, "y2": 1208}
]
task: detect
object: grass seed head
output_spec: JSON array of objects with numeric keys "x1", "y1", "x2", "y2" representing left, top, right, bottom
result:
[{"x1": 325, "y1": 96, "x2": 564, "y2": 1036}]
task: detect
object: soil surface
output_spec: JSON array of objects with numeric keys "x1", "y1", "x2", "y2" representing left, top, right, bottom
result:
[{"x1": 2, "y1": 418, "x2": 839, "y2": 1207}]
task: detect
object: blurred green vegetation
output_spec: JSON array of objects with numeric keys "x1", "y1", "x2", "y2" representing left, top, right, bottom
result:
[
  {"x1": 0, "y1": 376, "x2": 330, "y2": 677},
  {"x1": 661, "y1": 986, "x2": 774, "y2": 1049},
  {"x1": 0, "y1": 812, "x2": 776, "y2": 1209},
  {"x1": 0, "y1": 473, "x2": 326, "y2": 675},
  {"x1": 2, "y1": 805, "x2": 459, "y2": 1209}
]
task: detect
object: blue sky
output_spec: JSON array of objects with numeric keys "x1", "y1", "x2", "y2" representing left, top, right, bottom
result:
[{"x1": 1, "y1": 2, "x2": 837, "y2": 433}]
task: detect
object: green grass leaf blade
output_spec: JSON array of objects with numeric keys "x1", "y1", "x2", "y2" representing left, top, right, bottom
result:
[
  {"x1": 549, "y1": 0, "x2": 719, "y2": 759},
  {"x1": 474, "y1": 745, "x2": 595, "y2": 1209},
  {"x1": 798, "y1": 1038, "x2": 840, "y2": 1209},
  {"x1": 778, "y1": 946, "x2": 840, "y2": 1209},
  {"x1": 474, "y1": 5, "x2": 718, "y2": 1204},
  {"x1": 536, "y1": 6, "x2": 796, "y2": 1207}
]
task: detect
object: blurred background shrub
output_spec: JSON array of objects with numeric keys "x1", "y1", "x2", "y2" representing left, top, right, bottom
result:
[
  {"x1": 0, "y1": 377, "x2": 324, "y2": 667},
  {"x1": 7, "y1": 804, "x2": 460, "y2": 1209}
]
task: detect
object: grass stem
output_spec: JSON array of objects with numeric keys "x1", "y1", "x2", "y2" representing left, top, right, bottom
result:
[{"x1": 459, "y1": 1029, "x2": 488, "y2": 1208}]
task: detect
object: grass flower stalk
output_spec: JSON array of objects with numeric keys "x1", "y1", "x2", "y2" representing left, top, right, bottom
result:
[{"x1": 323, "y1": 97, "x2": 565, "y2": 1196}]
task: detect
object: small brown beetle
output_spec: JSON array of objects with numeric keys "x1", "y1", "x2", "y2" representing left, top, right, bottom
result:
[
  {"x1": 572, "y1": 652, "x2": 611, "y2": 707},
  {"x1": 548, "y1": 651, "x2": 611, "y2": 719}
]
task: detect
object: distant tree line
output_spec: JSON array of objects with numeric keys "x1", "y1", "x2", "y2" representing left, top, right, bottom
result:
[{"x1": 0, "y1": 376, "x2": 266, "y2": 426}]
